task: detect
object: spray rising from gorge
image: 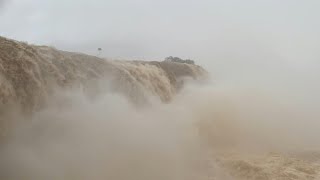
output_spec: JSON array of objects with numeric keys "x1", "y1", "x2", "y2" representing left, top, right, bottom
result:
[{"x1": 1, "y1": 36, "x2": 320, "y2": 179}]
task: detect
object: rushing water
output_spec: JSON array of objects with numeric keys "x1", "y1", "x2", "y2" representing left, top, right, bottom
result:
[{"x1": 1, "y1": 36, "x2": 320, "y2": 179}]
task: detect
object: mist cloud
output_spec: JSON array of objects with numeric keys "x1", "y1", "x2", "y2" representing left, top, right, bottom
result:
[
  {"x1": 1, "y1": 1, "x2": 320, "y2": 178},
  {"x1": 1, "y1": 0, "x2": 320, "y2": 70}
]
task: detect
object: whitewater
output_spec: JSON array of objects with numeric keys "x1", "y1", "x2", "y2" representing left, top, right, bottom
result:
[{"x1": 1, "y1": 36, "x2": 320, "y2": 180}]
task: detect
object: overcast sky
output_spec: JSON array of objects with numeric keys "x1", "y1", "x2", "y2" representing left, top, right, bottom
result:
[{"x1": 1, "y1": 0, "x2": 320, "y2": 77}]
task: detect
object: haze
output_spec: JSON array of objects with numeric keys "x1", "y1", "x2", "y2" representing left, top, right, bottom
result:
[
  {"x1": 2, "y1": 1, "x2": 320, "y2": 179},
  {"x1": 2, "y1": 0, "x2": 320, "y2": 107},
  {"x1": 1, "y1": 0, "x2": 320, "y2": 71}
]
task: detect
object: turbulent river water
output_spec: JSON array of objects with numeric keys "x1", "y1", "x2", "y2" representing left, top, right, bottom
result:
[{"x1": 1, "y1": 36, "x2": 320, "y2": 180}]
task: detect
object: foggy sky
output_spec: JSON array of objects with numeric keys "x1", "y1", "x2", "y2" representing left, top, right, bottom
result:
[
  {"x1": 1, "y1": 0, "x2": 320, "y2": 75},
  {"x1": 1, "y1": 0, "x2": 320, "y2": 129}
]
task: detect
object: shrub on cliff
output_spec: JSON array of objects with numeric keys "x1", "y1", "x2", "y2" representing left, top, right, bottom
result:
[{"x1": 164, "y1": 56, "x2": 195, "y2": 65}]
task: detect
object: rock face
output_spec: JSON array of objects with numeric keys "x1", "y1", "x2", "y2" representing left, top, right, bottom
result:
[{"x1": 0, "y1": 36, "x2": 207, "y2": 114}]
